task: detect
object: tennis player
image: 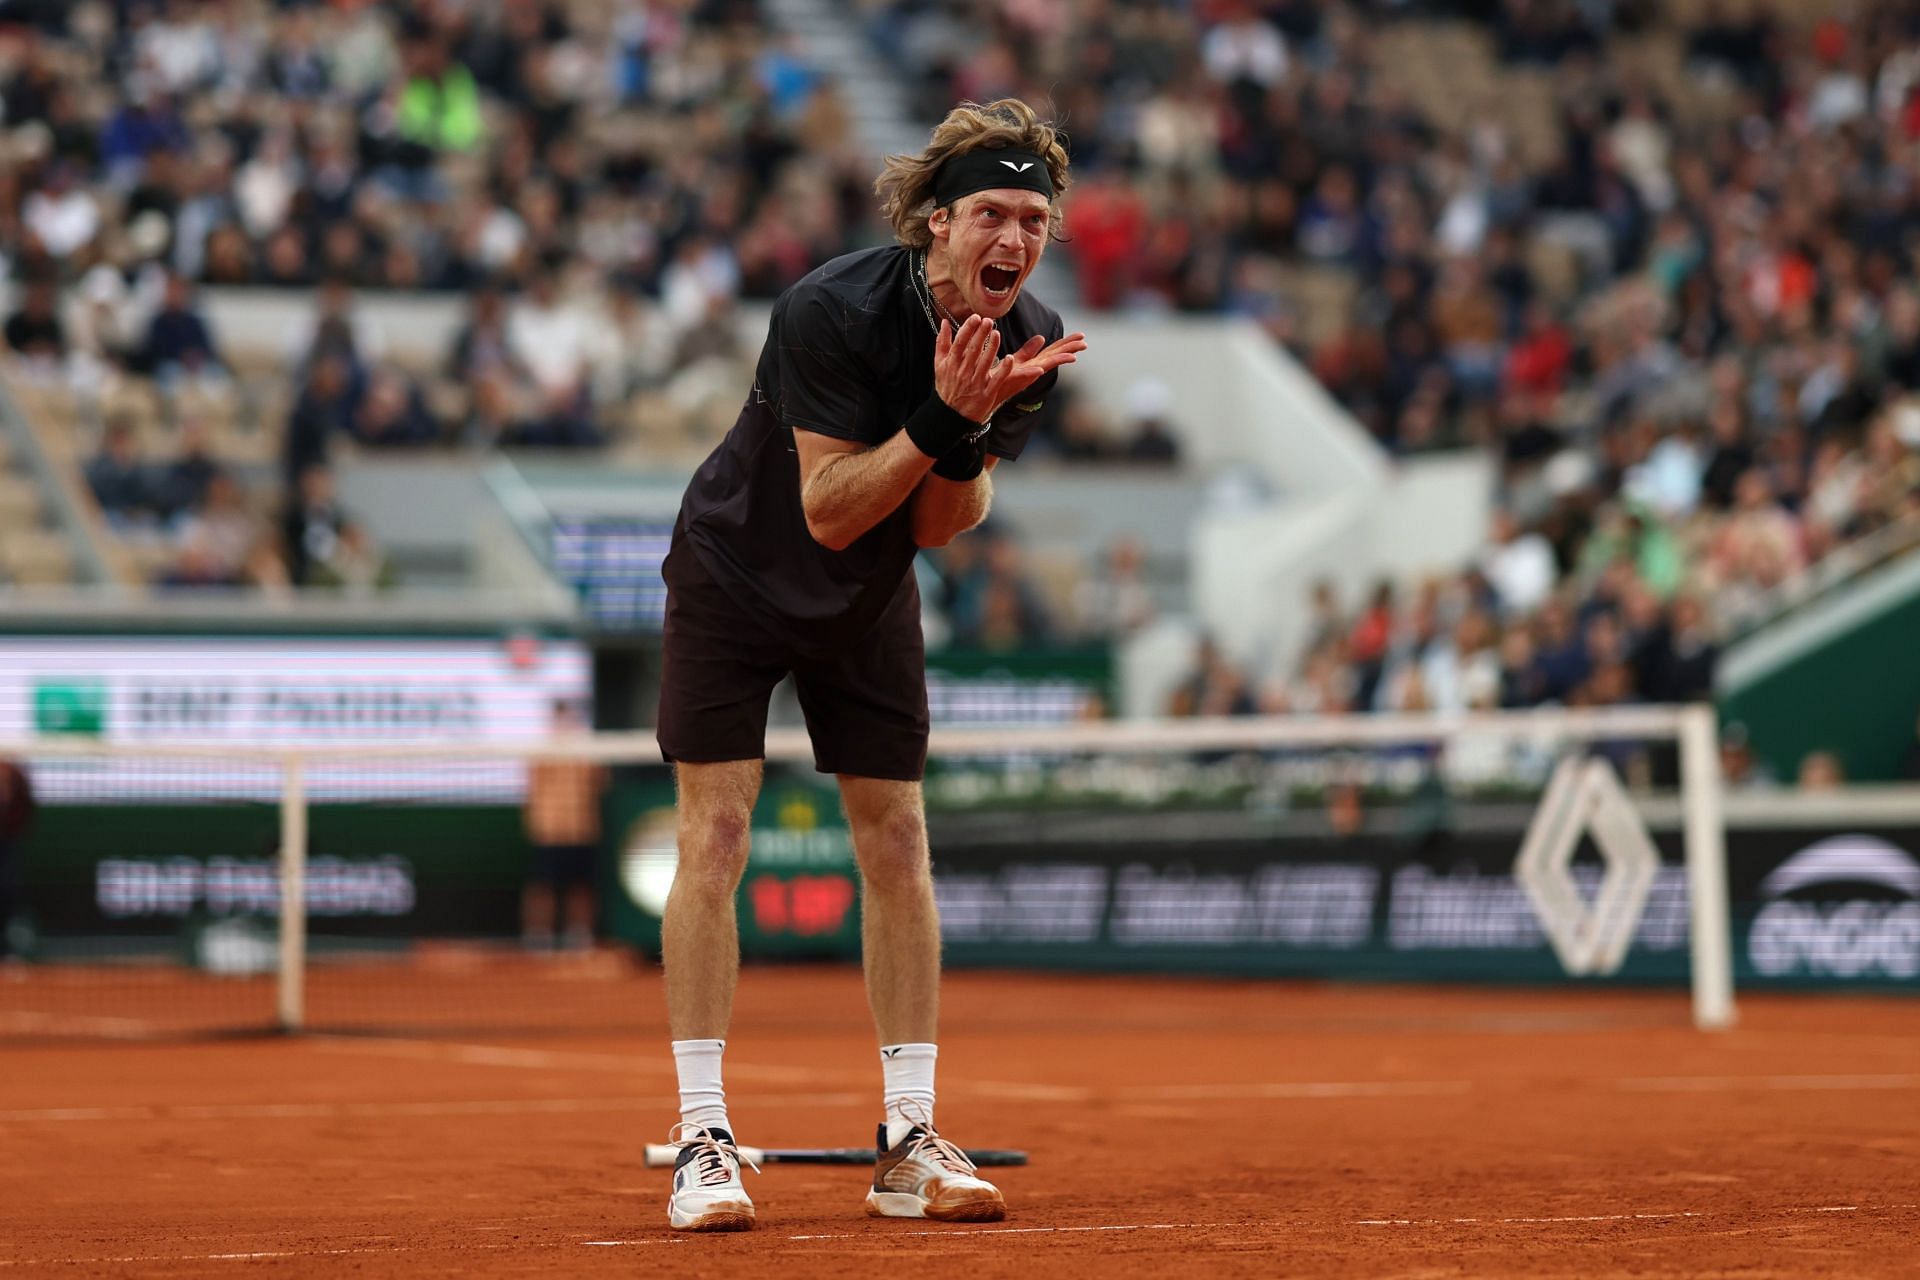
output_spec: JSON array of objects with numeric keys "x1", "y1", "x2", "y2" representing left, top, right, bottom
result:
[{"x1": 655, "y1": 98, "x2": 1085, "y2": 1232}]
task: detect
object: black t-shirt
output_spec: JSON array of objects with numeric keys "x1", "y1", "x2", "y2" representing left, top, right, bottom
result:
[{"x1": 676, "y1": 245, "x2": 1064, "y2": 653}]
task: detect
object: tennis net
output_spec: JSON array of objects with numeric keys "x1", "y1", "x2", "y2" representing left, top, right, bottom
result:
[{"x1": 0, "y1": 705, "x2": 1734, "y2": 1039}]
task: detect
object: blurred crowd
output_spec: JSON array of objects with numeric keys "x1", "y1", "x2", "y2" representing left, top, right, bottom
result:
[
  {"x1": 0, "y1": 0, "x2": 879, "y2": 587},
  {"x1": 8, "y1": 0, "x2": 1920, "y2": 654},
  {"x1": 0, "y1": 0, "x2": 864, "y2": 298},
  {"x1": 852, "y1": 0, "x2": 1920, "y2": 720},
  {"x1": 924, "y1": 519, "x2": 1158, "y2": 651},
  {"x1": 0, "y1": 0, "x2": 1188, "y2": 591}
]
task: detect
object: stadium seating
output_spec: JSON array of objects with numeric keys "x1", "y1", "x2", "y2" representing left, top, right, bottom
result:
[{"x1": 3, "y1": 0, "x2": 1918, "y2": 726}]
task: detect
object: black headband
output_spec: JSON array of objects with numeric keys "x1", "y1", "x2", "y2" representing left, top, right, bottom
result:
[{"x1": 932, "y1": 149, "x2": 1054, "y2": 207}]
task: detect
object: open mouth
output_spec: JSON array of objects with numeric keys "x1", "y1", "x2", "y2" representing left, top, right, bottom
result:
[{"x1": 980, "y1": 263, "x2": 1020, "y2": 299}]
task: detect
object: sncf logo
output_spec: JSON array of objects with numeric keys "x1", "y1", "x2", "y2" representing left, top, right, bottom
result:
[
  {"x1": 1749, "y1": 835, "x2": 1920, "y2": 979},
  {"x1": 999, "y1": 160, "x2": 1035, "y2": 172}
]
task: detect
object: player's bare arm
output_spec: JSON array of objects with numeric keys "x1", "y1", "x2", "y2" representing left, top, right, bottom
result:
[
  {"x1": 909, "y1": 326, "x2": 1085, "y2": 546},
  {"x1": 800, "y1": 317, "x2": 1085, "y2": 550}
]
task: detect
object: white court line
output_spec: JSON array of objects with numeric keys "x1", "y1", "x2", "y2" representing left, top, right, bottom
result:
[
  {"x1": 312, "y1": 1037, "x2": 665, "y2": 1073},
  {"x1": 0, "y1": 1241, "x2": 610, "y2": 1268},
  {"x1": 307, "y1": 1037, "x2": 1920, "y2": 1103},
  {"x1": 1117, "y1": 1080, "x2": 1472, "y2": 1101},
  {"x1": 312, "y1": 1040, "x2": 1465, "y2": 1105},
  {"x1": 1357, "y1": 1212, "x2": 1709, "y2": 1226},
  {"x1": 783, "y1": 1222, "x2": 1228, "y2": 1241},
  {"x1": 312, "y1": 1037, "x2": 859, "y2": 1086},
  {"x1": 1355, "y1": 1203, "x2": 1919, "y2": 1228},
  {"x1": 9, "y1": 1206, "x2": 1919, "y2": 1266},
  {"x1": 1621, "y1": 1074, "x2": 1920, "y2": 1093},
  {"x1": 13, "y1": 1071, "x2": 1920, "y2": 1127},
  {"x1": 0, "y1": 1093, "x2": 867, "y2": 1124},
  {"x1": 0, "y1": 1010, "x2": 158, "y2": 1037}
]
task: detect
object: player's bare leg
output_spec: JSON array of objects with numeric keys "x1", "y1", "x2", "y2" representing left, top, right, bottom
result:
[
  {"x1": 519, "y1": 881, "x2": 554, "y2": 950},
  {"x1": 840, "y1": 775, "x2": 1005, "y2": 1222},
  {"x1": 561, "y1": 883, "x2": 595, "y2": 951},
  {"x1": 840, "y1": 776, "x2": 939, "y2": 1043},
  {"x1": 665, "y1": 759, "x2": 761, "y2": 1037},
  {"x1": 661, "y1": 759, "x2": 762, "y2": 1231}
]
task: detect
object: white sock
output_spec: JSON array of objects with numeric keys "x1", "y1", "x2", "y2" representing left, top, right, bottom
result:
[
  {"x1": 672, "y1": 1038, "x2": 731, "y2": 1135},
  {"x1": 880, "y1": 1042, "x2": 937, "y2": 1147}
]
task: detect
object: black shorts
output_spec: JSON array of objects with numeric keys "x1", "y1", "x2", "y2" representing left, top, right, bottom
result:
[
  {"x1": 530, "y1": 842, "x2": 597, "y2": 888},
  {"x1": 656, "y1": 539, "x2": 930, "y2": 781}
]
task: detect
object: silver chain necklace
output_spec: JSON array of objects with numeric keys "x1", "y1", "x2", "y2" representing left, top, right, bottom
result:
[{"x1": 912, "y1": 249, "x2": 962, "y2": 334}]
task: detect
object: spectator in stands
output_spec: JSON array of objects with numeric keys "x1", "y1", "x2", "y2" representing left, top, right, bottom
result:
[
  {"x1": 954, "y1": 535, "x2": 1054, "y2": 650},
  {"x1": 175, "y1": 472, "x2": 263, "y2": 584},
  {"x1": 308, "y1": 520, "x2": 398, "y2": 594},
  {"x1": 1075, "y1": 537, "x2": 1157, "y2": 640},
  {"x1": 1533, "y1": 597, "x2": 1591, "y2": 703},
  {"x1": 394, "y1": 25, "x2": 485, "y2": 155},
  {"x1": 141, "y1": 273, "x2": 225, "y2": 390},
  {"x1": 1480, "y1": 510, "x2": 1557, "y2": 619},
  {"x1": 85, "y1": 418, "x2": 157, "y2": 527},
  {"x1": 1169, "y1": 636, "x2": 1258, "y2": 718},
  {"x1": 285, "y1": 278, "x2": 384, "y2": 379},
  {"x1": 3, "y1": 274, "x2": 67, "y2": 374},
  {"x1": 158, "y1": 495, "x2": 284, "y2": 594},
  {"x1": 1797, "y1": 751, "x2": 1847, "y2": 792},
  {"x1": 21, "y1": 161, "x2": 100, "y2": 260},
  {"x1": 445, "y1": 285, "x2": 523, "y2": 387},
  {"x1": 1657, "y1": 595, "x2": 1718, "y2": 703},
  {"x1": 283, "y1": 352, "x2": 358, "y2": 486},
  {"x1": 66, "y1": 265, "x2": 139, "y2": 397},
  {"x1": 506, "y1": 267, "x2": 598, "y2": 447},
  {"x1": 458, "y1": 370, "x2": 528, "y2": 450},
  {"x1": 589, "y1": 282, "x2": 677, "y2": 403},
  {"x1": 350, "y1": 368, "x2": 439, "y2": 449},
  {"x1": 1719, "y1": 723, "x2": 1777, "y2": 792},
  {"x1": 1064, "y1": 168, "x2": 1148, "y2": 310},
  {"x1": 154, "y1": 529, "x2": 237, "y2": 590},
  {"x1": 1496, "y1": 622, "x2": 1548, "y2": 708},
  {"x1": 1044, "y1": 390, "x2": 1116, "y2": 461},
  {"x1": 151, "y1": 417, "x2": 222, "y2": 523},
  {"x1": 281, "y1": 462, "x2": 348, "y2": 587},
  {"x1": 1119, "y1": 378, "x2": 1182, "y2": 465},
  {"x1": 1302, "y1": 579, "x2": 1346, "y2": 654},
  {"x1": 99, "y1": 83, "x2": 189, "y2": 184}
]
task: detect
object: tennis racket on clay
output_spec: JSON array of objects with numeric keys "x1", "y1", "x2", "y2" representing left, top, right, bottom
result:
[{"x1": 643, "y1": 1143, "x2": 1028, "y2": 1168}]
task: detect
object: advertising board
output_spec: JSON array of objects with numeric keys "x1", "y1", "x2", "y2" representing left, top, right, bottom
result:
[{"x1": 1, "y1": 635, "x2": 590, "y2": 800}]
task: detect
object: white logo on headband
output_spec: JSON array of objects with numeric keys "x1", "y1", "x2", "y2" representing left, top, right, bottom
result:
[{"x1": 999, "y1": 160, "x2": 1035, "y2": 172}]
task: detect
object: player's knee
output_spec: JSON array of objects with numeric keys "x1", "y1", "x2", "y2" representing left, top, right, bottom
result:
[
  {"x1": 855, "y1": 813, "x2": 929, "y2": 896},
  {"x1": 677, "y1": 809, "x2": 752, "y2": 897}
]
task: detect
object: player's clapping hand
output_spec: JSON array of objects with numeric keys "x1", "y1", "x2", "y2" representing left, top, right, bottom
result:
[{"x1": 935, "y1": 315, "x2": 1087, "y2": 424}]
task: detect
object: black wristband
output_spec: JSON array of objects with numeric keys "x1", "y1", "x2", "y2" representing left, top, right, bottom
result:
[
  {"x1": 903, "y1": 394, "x2": 984, "y2": 460},
  {"x1": 930, "y1": 438, "x2": 986, "y2": 482}
]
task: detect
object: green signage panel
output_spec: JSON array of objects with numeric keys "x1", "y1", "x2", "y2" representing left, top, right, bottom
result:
[
  {"x1": 604, "y1": 767, "x2": 860, "y2": 958},
  {"x1": 33, "y1": 679, "x2": 107, "y2": 736}
]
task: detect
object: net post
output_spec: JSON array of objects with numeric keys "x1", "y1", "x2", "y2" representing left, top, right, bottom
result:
[
  {"x1": 277, "y1": 753, "x2": 307, "y2": 1034},
  {"x1": 1678, "y1": 703, "x2": 1736, "y2": 1030}
]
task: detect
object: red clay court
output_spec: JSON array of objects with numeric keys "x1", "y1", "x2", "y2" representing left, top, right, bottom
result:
[{"x1": 3, "y1": 963, "x2": 1917, "y2": 1278}]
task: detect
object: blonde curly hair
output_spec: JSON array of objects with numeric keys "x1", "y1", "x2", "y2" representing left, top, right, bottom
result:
[{"x1": 874, "y1": 99, "x2": 1071, "y2": 249}]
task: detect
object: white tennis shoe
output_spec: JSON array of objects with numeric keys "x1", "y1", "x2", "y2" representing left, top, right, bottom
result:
[
  {"x1": 667, "y1": 1124, "x2": 758, "y2": 1232},
  {"x1": 865, "y1": 1121, "x2": 1007, "y2": 1222}
]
